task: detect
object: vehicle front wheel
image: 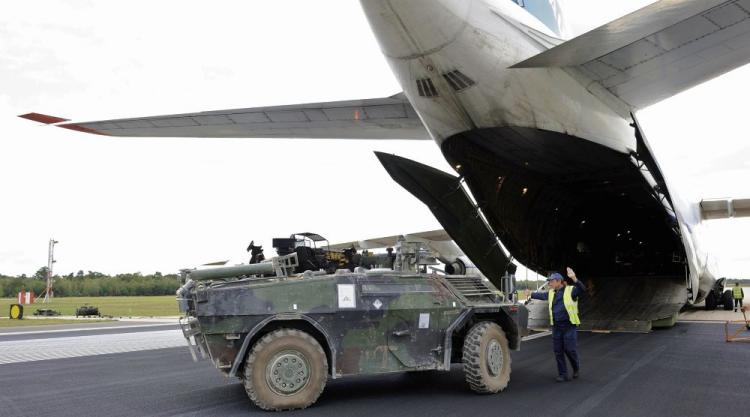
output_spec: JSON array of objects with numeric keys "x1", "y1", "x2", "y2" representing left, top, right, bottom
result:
[
  {"x1": 462, "y1": 321, "x2": 511, "y2": 394},
  {"x1": 243, "y1": 328, "x2": 328, "y2": 411}
]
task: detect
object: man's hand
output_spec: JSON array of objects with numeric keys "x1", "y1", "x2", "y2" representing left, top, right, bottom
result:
[{"x1": 566, "y1": 267, "x2": 578, "y2": 282}]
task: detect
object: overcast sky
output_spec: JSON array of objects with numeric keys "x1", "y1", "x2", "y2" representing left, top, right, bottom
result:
[{"x1": 1, "y1": 0, "x2": 749, "y2": 278}]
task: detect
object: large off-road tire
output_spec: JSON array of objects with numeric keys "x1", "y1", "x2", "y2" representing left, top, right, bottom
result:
[
  {"x1": 243, "y1": 329, "x2": 328, "y2": 411},
  {"x1": 722, "y1": 290, "x2": 734, "y2": 311},
  {"x1": 462, "y1": 321, "x2": 511, "y2": 394},
  {"x1": 705, "y1": 290, "x2": 717, "y2": 310}
]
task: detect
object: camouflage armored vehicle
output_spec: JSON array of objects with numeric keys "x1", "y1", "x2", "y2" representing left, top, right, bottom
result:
[
  {"x1": 33, "y1": 308, "x2": 61, "y2": 317},
  {"x1": 177, "y1": 233, "x2": 528, "y2": 411},
  {"x1": 75, "y1": 305, "x2": 100, "y2": 317}
]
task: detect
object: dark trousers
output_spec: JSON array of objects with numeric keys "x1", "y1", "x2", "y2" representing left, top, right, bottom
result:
[
  {"x1": 552, "y1": 321, "x2": 579, "y2": 377},
  {"x1": 735, "y1": 299, "x2": 743, "y2": 309}
]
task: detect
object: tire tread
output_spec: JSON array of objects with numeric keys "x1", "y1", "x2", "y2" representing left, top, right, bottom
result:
[
  {"x1": 243, "y1": 328, "x2": 327, "y2": 411},
  {"x1": 462, "y1": 321, "x2": 511, "y2": 394}
]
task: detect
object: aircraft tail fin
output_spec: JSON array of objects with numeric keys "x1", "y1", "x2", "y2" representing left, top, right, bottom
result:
[{"x1": 512, "y1": 0, "x2": 750, "y2": 109}]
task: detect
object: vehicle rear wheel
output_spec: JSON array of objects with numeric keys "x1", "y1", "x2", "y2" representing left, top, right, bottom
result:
[
  {"x1": 462, "y1": 321, "x2": 511, "y2": 394},
  {"x1": 722, "y1": 290, "x2": 734, "y2": 311},
  {"x1": 705, "y1": 291, "x2": 717, "y2": 310},
  {"x1": 243, "y1": 329, "x2": 328, "y2": 411}
]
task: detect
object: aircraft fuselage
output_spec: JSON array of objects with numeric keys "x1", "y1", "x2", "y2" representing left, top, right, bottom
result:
[{"x1": 360, "y1": 0, "x2": 715, "y2": 323}]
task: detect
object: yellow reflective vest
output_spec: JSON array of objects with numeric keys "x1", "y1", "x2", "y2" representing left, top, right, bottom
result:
[
  {"x1": 548, "y1": 286, "x2": 581, "y2": 325},
  {"x1": 733, "y1": 286, "x2": 743, "y2": 299}
]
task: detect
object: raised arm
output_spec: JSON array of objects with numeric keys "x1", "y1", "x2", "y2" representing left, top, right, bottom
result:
[{"x1": 567, "y1": 267, "x2": 586, "y2": 300}]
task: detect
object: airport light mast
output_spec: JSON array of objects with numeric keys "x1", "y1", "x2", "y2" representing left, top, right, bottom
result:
[{"x1": 41, "y1": 238, "x2": 58, "y2": 303}]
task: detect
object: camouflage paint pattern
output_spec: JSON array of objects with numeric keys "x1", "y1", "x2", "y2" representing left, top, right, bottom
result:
[{"x1": 178, "y1": 271, "x2": 527, "y2": 379}]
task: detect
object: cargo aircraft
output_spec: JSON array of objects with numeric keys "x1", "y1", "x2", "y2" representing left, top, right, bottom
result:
[{"x1": 20, "y1": 0, "x2": 750, "y2": 330}]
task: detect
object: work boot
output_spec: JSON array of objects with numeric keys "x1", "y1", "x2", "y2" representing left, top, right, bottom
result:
[{"x1": 555, "y1": 375, "x2": 571, "y2": 382}]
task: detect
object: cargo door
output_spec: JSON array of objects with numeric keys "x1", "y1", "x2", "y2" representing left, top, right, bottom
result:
[{"x1": 375, "y1": 152, "x2": 512, "y2": 290}]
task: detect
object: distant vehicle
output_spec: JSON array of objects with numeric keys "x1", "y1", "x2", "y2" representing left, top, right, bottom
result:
[
  {"x1": 33, "y1": 309, "x2": 61, "y2": 317},
  {"x1": 178, "y1": 233, "x2": 527, "y2": 411},
  {"x1": 75, "y1": 306, "x2": 100, "y2": 317}
]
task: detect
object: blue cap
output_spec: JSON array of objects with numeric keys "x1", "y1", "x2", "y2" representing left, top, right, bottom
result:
[{"x1": 547, "y1": 272, "x2": 564, "y2": 282}]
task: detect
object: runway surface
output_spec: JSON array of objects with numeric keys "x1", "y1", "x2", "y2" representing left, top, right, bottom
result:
[
  {"x1": 0, "y1": 322, "x2": 748, "y2": 417},
  {"x1": 0, "y1": 322, "x2": 177, "y2": 341}
]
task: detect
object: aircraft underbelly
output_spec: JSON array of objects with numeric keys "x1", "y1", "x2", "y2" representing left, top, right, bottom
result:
[{"x1": 362, "y1": 0, "x2": 634, "y2": 152}]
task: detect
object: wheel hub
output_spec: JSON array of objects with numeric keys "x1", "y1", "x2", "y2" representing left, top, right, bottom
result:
[
  {"x1": 266, "y1": 350, "x2": 310, "y2": 395},
  {"x1": 486, "y1": 339, "x2": 503, "y2": 376}
]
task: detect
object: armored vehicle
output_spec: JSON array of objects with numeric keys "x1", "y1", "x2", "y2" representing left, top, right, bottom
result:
[
  {"x1": 75, "y1": 305, "x2": 100, "y2": 317},
  {"x1": 177, "y1": 233, "x2": 528, "y2": 411},
  {"x1": 33, "y1": 308, "x2": 61, "y2": 317}
]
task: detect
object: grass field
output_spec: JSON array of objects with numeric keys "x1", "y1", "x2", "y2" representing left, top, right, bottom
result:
[
  {"x1": 0, "y1": 296, "x2": 178, "y2": 319},
  {"x1": 0, "y1": 318, "x2": 111, "y2": 328}
]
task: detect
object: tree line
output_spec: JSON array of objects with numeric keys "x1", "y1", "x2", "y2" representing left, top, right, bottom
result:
[
  {"x1": 0, "y1": 268, "x2": 180, "y2": 297},
  {"x1": 3, "y1": 267, "x2": 748, "y2": 298}
]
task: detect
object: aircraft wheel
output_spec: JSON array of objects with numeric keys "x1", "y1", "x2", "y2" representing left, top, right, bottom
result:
[
  {"x1": 243, "y1": 329, "x2": 327, "y2": 411},
  {"x1": 462, "y1": 321, "x2": 511, "y2": 394},
  {"x1": 722, "y1": 290, "x2": 734, "y2": 311},
  {"x1": 705, "y1": 291, "x2": 717, "y2": 310}
]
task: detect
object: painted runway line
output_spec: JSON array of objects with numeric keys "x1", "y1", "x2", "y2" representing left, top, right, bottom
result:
[
  {"x1": 0, "y1": 322, "x2": 175, "y2": 337},
  {"x1": 0, "y1": 330, "x2": 185, "y2": 364}
]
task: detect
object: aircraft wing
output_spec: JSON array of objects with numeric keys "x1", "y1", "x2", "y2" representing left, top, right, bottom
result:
[
  {"x1": 513, "y1": 0, "x2": 750, "y2": 109},
  {"x1": 18, "y1": 93, "x2": 430, "y2": 140},
  {"x1": 700, "y1": 198, "x2": 750, "y2": 219},
  {"x1": 327, "y1": 229, "x2": 451, "y2": 251}
]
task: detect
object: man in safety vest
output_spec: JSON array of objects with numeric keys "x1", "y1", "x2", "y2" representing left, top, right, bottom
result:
[
  {"x1": 733, "y1": 283, "x2": 744, "y2": 312},
  {"x1": 530, "y1": 267, "x2": 586, "y2": 382}
]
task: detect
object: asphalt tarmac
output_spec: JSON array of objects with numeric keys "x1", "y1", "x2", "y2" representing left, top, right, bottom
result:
[{"x1": 0, "y1": 322, "x2": 748, "y2": 417}]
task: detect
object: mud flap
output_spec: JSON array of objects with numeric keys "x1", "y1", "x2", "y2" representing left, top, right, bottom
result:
[{"x1": 375, "y1": 152, "x2": 511, "y2": 288}]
